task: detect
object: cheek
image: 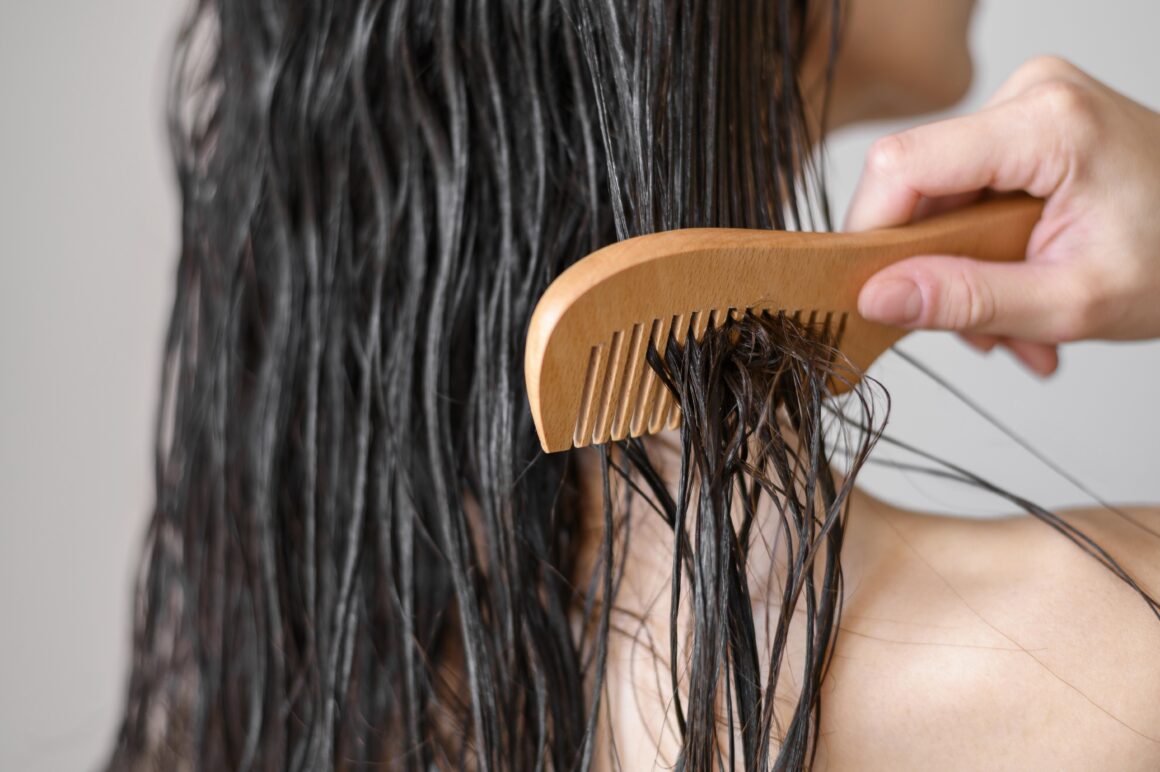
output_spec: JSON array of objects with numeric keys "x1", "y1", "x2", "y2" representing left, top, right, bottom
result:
[{"x1": 841, "y1": 0, "x2": 974, "y2": 113}]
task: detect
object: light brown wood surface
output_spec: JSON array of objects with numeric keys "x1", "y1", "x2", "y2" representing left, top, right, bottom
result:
[{"x1": 525, "y1": 194, "x2": 1044, "y2": 453}]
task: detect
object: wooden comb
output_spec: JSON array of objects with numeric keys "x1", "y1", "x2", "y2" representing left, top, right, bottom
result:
[{"x1": 524, "y1": 193, "x2": 1044, "y2": 453}]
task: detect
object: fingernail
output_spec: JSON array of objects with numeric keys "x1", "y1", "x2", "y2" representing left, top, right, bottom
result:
[{"x1": 860, "y1": 278, "x2": 923, "y2": 325}]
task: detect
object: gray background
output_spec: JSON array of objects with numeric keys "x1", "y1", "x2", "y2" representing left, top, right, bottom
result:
[{"x1": 1, "y1": 1, "x2": 1156, "y2": 769}]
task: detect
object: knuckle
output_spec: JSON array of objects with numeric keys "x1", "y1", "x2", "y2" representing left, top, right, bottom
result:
[
  {"x1": 1018, "y1": 55, "x2": 1078, "y2": 81},
  {"x1": 1050, "y1": 312, "x2": 1088, "y2": 344},
  {"x1": 1052, "y1": 274, "x2": 1109, "y2": 341},
  {"x1": 1029, "y1": 79, "x2": 1086, "y2": 116},
  {"x1": 926, "y1": 266, "x2": 996, "y2": 331},
  {"x1": 953, "y1": 267, "x2": 997, "y2": 330},
  {"x1": 866, "y1": 133, "x2": 909, "y2": 178},
  {"x1": 1027, "y1": 80, "x2": 1101, "y2": 145}
]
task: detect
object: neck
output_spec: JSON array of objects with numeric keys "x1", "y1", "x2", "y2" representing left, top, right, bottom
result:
[{"x1": 571, "y1": 424, "x2": 894, "y2": 767}]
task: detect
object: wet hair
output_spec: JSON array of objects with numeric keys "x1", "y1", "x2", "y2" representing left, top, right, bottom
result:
[
  {"x1": 107, "y1": 0, "x2": 1158, "y2": 770},
  {"x1": 620, "y1": 310, "x2": 883, "y2": 769}
]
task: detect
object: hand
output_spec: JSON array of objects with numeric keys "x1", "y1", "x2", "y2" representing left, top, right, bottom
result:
[{"x1": 845, "y1": 56, "x2": 1160, "y2": 375}]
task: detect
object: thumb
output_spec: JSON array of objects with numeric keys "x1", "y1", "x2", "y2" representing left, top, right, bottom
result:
[{"x1": 857, "y1": 256, "x2": 1076, "y2": 342}]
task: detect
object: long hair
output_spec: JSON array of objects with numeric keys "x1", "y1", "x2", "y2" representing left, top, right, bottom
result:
[{"x1": 109, "y1": 1, "x2": 1160, "y2": 770}]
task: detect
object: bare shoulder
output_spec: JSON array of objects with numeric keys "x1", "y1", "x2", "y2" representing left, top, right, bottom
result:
[
  {"x1": 823, "y1": 498, "x2": 1160, "y2": 769},
  {"x1": 899, "y1": 502, "x2": 1160, "y2": 676},
  {"x1": 940, "y1": 503, "x2": 1160, "y2": 760},
  {"x1": 980, "y1": 504, "x2": 1160, "y2": 758},
  {"x1": 1052, "y1": 503, "x2": 1160, "y2": 583},
  {"x1": 983, "y1": 503, "x2": 1160, "y2": 645},
  {"x1": 888, "y1": 501, "x2": 1160, "y2": 615}
]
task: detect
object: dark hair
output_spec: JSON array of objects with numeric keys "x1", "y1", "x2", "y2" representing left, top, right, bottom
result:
[
  {"x1": 108, "y1": 1, "x2": 1157, "y2": 770},
  {"x1": 627, "y1": 310, "x2": 883, "y2": 769}
]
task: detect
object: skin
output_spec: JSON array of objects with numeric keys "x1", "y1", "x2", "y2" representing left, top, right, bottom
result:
[
  {"x1": 578, "y1": 1, "x2": 1160, "y2": 767},
  {"x1": 577, "y1": 436, "x2": 1160, "y2": 770},
  {"x1": 846, "y1": 58, "x2": 1160, "y2": 374},
  {"x1": 811, "y1": 0, "x2": 977, "y2": 127}
]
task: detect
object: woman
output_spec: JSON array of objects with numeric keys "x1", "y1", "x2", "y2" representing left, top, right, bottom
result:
[{"x1": 108, "y1": 0, "x2": 1160, "y2": 769}]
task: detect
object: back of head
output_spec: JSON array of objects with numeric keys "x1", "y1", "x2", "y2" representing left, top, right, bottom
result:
[{"x1": 108, "y1": 1, "x2": 841, "y2": 769}]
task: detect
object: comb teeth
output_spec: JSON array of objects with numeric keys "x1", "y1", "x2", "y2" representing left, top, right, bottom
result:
[{"x1": 570, "y1": 307, "x2": 849, "y2": 448}]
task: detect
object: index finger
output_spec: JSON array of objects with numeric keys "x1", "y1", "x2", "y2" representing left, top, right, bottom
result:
[{"x1": 843, "y1": 98, "x2": 1065, "y2": 232}]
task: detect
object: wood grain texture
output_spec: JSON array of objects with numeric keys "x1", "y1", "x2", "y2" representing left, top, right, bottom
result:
[{"x1": 525, "y1": 193, "x2": 1044, "y2": 452}]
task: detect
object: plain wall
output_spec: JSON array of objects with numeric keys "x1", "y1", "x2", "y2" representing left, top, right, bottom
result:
[{"x1": 0, "y1": 1, "x2": 1156, "y2": 769}]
